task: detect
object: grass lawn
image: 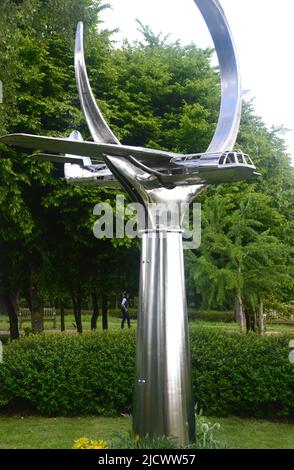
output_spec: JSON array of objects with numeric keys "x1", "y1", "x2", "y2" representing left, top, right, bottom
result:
[
  {"x1": 1, "y1": 314, "x2": 294, "y2": 337},
  {"x1": 0, "y1": 415, "x2": 130, "y2": 450},
  {"x1": 0, "y1": 314, "x2": 125, "y2": 336},
  {"x1": 190, "y1": 320, "x2": 294, "y2": 335},
  {"x1": 0, "y1": 414, "x2": 293, "y2": 449},
  {"x1": 216, "y1": 416, "x2": 294, "y2": 449}
]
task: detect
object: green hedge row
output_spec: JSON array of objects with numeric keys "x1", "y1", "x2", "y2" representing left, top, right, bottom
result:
[
  {"x1": 188, "y1": 310, "x2": 234, "y2": 322},
  {"x1": 109, "y1": 309, "x2": 234, "y2": 322},
  {"x1": 0, "y1": 332, "x2": 135, "y2": 416},
  {"x1": 0, "y1": 330, "x2": 293, "y2": 418},
  {"x1": 190, "y1": 330, "x2": 294, "y2": 417},
  {"x1": 0, "y1": 309, "x2": 234, "y2": 321}
]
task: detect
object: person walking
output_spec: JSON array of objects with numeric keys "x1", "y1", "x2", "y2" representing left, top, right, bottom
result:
[{"x1": 121, "y1": 292, "x2": 131, "y2": 329}]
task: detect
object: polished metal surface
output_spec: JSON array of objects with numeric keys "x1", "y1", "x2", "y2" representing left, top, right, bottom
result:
[
  {"x1": 0, "y1": 1, "x2": 258, "y2": 187},
  {"x1": 63, "y1": 130, "x2": 119, "y2": 187},
  {"x1": 104, "y1": 154, "x2": 205, "y2": 224},
  {"x1": 0, "y1": 132, "x2": 259, "y2": 186},
  {"x1": 75, "y1": 22, "x2": 120, "y2": 145},
  {"x1": 194, "y1": 0, "x2": 241, "y2": 155},
  {"x1": 133, "y1": 230, "x2": 195, "y2": 443},
  {"x1": 0, "y1": 0, "x2": 259, "y2": 445}
]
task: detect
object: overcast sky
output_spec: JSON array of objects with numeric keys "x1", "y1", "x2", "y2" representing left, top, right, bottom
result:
[{"x1": 100, "y1": 0, "x2": 294, "y2": 164}]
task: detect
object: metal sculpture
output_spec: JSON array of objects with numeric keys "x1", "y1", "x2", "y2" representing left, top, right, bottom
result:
[{"x1": 0, "y1": 0, "x2": 259, "y2": 444}]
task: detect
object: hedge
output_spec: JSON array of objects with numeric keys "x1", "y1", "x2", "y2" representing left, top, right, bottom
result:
[
  {"x1": 109, "y1": 309, "x2": 234, "y2": 322},
  {"x1": 0, "y1": 332, "x2": 136, "y2": 416},
  {"x1": 190, "y1": 329, "x2": 294, "y2": 418},
  {"x1": 188, "y1": 310, "x2": 234, "y2": 322},
  {"x1": 0, "y1": 330, "x2": 293, "y2": 418}
]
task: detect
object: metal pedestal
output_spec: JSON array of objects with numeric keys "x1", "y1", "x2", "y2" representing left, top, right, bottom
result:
[{"x1": 133, "y1": 229, "x2": 195, "y2": 444}]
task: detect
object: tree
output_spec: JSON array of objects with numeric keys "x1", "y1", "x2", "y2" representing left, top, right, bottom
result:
[
  {"x1": 0, "y1": 0, "x2": 117, "y2": 335},
  {"x1": 1, "y1": 7, "x2": 293, "y2": 341},
  {"x1": 194, "y1": 190, "x2": 293, "y2": 333}
]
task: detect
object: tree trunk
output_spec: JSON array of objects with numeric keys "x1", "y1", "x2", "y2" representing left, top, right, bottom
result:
[
  {"x1": 259, "y1": 299, "x2": 265, "y2": 335},
  {"x1": 244, "y1": 305, "x2": 258, "y2": 333},
  {"x1": 76, "y1": 290, "x2": 83, "y2": 334},
  {"x1": 91, "y1": 292, "x2": 99, "y2": 330},
  {"x1": 3, "y1": 291, "x2": 19, "y2": 340},
  {"x1": 29, "y1": 264, "x2": 44, "y2": 334},
  {"x1": 102, "y1": 295, "x2": 108, "y2": 330},
  {"x1": 235, "y1": 264, "x2": 246, "y2": 333},
  {"x1": 244, "y1": 308, "x2": 250, "y2": 333},
  {"x1": 253, "y1": 311, "x2": 257, "y2": 332},
  {"x1": 71, "y1": 292, "x2": 77, "y2": 328},
  {"x1": 235, "y1": 295, "x2": 245, "y2": 333},
  {"x1": 0, "y1": 296, "x2": 8, "y2": 315},
  {"x1": 60, "y1": 301, "x2": 65, "y2": 332},
  {"x1": 71, "y1": 291, "x2": 83, "y2": 334},
  {"x1": 30, "y1": 285, "x2": 44, "y2": 334}
]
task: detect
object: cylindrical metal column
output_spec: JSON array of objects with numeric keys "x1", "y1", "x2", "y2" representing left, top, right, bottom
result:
[{"x1": 133, "y1": 229, "x2": 195, "y2": 444}]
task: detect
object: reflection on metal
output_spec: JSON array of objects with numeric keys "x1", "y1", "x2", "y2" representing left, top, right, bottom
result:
[
  {"x1": 75, "y1": 22, "x2": 120, "y2": 145},
  {"x1": 195, "y1": 0, "x2": 242, "y2": 154},
  {"x1": 0, "y1": 0, "x2": 260, "y2": 445},
  {"x1": 63, "y1": 130, "x2": 119, "y2": 188},
  {"x1": 134, "y1": 230, "x2": 195, "y2": 441},
  {"x1": 0, "y1": 133, "x2": 260, "y2": 186}
]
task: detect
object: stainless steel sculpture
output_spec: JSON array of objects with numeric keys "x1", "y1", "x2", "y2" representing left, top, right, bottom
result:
[{"x1": 0, "y1": 0, "x2": 259, "y2": 444}]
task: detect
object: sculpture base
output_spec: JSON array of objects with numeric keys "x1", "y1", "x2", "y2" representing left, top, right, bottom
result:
[{"x1": 133, "y1": 229, "x2": 195, "y2": 445}]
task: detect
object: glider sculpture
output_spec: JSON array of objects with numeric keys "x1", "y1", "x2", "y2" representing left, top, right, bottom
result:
[{"x1": 0, "y1": 0, "x2": 259, "y2": 444}]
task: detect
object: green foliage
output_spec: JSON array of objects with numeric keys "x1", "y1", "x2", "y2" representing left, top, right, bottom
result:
[
  {"x1": 0, "y1": 330, "x2": 293, "y2": 418},
  {"x1": 23, "y1": 326, "x2": 35, "y2": 337},
  {"x1": 194, "y1": 189, "x2": 293, "y2": 311},
  {"x1": 190, "y1": 329, "x2": 294, "y2": 418},
  {"x1": 189, "y1": 310, "x2": 234, "y2": 322},
  {"x1": 109, "y1": 431, "x2": 178, "y2": 450},
  {"x1": 107, "y1": 37, "x2": 219, "y2": 152},
  {"x1": 0, "y1": 0, "x2": 293, "y2": 335},
  {"x1": 0, "y1": 0, "x2": 139, "y2": 320},
  {"x1": 109, "y1": 414, "x2": 223, "y2": 449},
  {"x1": 264, "y1": 298, "x2": 294, "y2": 319},
  {"x1": 187, "y1": 408, "x2": 223, "y2": 449},
  {"x1": 0, "y1": 332, "x2": 136, "y2": 416},
  {"x1": 80, "y1": 408, "x2": 223, "y2": 449}
]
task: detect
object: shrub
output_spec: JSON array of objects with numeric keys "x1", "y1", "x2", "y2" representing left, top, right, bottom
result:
[
  {"x1": 190, "y1": 329, "x2": 294, "y2": 418},
  {"x1": 73, "y1": 411, "x2": 224, "y2": 449},
  {"x1": 188, "y1": 310, "x2": 234, "y2": 322},
  {"x1": 108, "y1": 308, "x2": 138, "y2": 320},
  {"x1": 193, "y1": 411, "x2": 222, "y2": 449},
  {"x1": 0, "y1": 331, "x2": 136, "y2": 416},
  {"x1": 108, "y1": 432, "x2": 178, "y2": 449},
  {"x1": 0, "y1": 329, "x2": 293, "y2": 418}
]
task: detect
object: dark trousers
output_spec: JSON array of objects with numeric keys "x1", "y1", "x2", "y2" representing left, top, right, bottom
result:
[{"x1": 121, "y1": 309, "x2": 131, "y2": 328}]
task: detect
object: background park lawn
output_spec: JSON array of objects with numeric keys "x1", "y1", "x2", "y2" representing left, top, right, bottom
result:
[
  {"x1": 0, "y1": 314, "x2": 125, "y2": 336},
  {"x1": 0, "y1": 415, "x2": 293, "y2": 449},
  {"x1": 1, "y1": 314, "x2": 294, "y2": 337}
]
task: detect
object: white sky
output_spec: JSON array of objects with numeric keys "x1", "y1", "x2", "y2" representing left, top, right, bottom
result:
[{"x1": 100, "y1": 0, "x2": 294, "y2": 165}]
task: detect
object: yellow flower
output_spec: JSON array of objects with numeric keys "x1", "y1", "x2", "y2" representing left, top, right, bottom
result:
[
  {"x1": 73, "y1": 438, "x2": 90, "y2": 449},
  {"x1": 73, "y1": 437, "x2": 108, "y2": 449}
]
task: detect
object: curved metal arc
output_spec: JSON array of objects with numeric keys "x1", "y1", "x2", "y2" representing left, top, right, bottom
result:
[
  {"x1": 77, "y1": 0, "x2": 241, "y2": 156},
  {"x1": 194, "y1": 0, "x2": 241, "y2": 154},
  {"x1": 75, "y1": 22, "x2": 120, "y2": 145}
]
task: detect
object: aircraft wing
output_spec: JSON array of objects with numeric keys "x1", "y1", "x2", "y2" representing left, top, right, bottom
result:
[{"x1": 0, "y1": 133, "x2": 178, "y2": 168}]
